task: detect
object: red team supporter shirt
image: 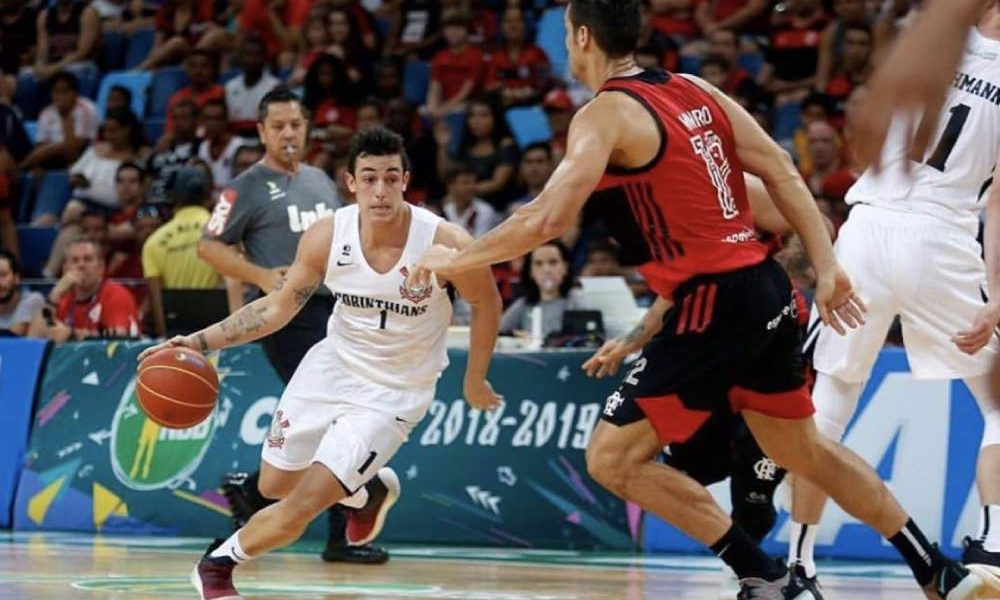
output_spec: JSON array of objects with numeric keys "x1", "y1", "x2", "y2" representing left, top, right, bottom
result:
[
  {"x1": 589, "y1": 70, "x2": 767, "y2": 299},
  {"x1": 431, "y1": 45, "x2": 485, "y2": 101},
  {"x1": 240, "y1": 0, "x2": 311, "y2": 60},
  {"x1": 485, "y1": 45, "x2": 550, "y2": 96},
  {"x1": 56, "y1": 279, "x2": 141, "y2": 337}
]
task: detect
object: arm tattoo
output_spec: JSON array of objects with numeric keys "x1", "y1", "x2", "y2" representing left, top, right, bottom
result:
[
  {"x1": 195, "y1": 332, "x2": 209, "y2": 352},
  {"x1": 219, "y1": 305, "x2": 269, "y2": 344},
  {"x1": 621, "y1": 322, "x2": 645, "y2": 345},
  {"x1": 293, "y1": 282, "x2": 320, "y2": 307},
  {"x1": 273, "y1": 276, "x2": 287, "y2": 292}
]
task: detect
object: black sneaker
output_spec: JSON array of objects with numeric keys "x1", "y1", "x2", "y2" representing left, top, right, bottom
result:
[
  {"x1": 190, "y1": 539, "x2": 242, "y2": 600},
  {"x1": 220, "y1": 473, "x2": 256, "y2": 530},
  {"x1": 962, "y1": 537, "x2": 1000, "y2": 598},
  {"x1": 963, "y1": 536, "x2": 1000, "y2": 568},
  {"x1": 321, "y1": 542, "x2": 389, "y2": 564},
  {"x1": 928, "y1": 548, "x2": 984, "y2": 600},
  {"x1": 783, "y1": 565, "x2": 824, "y2": 599}
]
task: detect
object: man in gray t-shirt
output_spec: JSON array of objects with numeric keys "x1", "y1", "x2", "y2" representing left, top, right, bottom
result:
[
  {"x1": 0, "y1": 250, "x2": 44, "y2": 336},
  {"x1": 198, "y1": 87, "x2": 387, "y2": 565}
]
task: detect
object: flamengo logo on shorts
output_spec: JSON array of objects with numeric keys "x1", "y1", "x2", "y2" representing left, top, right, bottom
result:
[
  {"x1": 267, "y1": 410, "x2": 290, "y2": 449},
  {"x1": 604, "y1": 391, "x2": 625, "y2": 417},
  {"x1": 110, "y1": 377, "x2": 218, "y2": 491}
]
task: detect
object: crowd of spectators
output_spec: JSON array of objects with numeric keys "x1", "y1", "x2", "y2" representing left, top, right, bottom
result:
[{"x1": 0, "y1": 0, "x2": 916, "y2": 345}]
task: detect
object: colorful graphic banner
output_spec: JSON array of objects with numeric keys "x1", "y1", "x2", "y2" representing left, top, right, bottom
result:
[
  {"x1": 0, "y1": 338, "x2": 48, "y2": 527},
  {"x1": 13, "y1": 342, "x2": 631, "y2": 550}
]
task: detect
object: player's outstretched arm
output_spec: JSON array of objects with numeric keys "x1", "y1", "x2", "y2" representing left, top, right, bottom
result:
[
  {"x1": 434, "y1": 222, "x2": 504, "y2": 412},
  {"x1": 139, "y1": 217, "x2": 333, "y2": 361},
  {"x1": 408, "y1": 96, "x2": 621, "y2": 287},
  {"x1": 583, "y1": 296, "x2": 673, "y2": 379}
]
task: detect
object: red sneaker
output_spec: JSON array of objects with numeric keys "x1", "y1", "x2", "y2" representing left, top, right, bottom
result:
[
  {"x1": 190, "y1": 539, "x2": 243, "y2": 600},
  {"x1": 346, "y1": 467, "x2": 400, "y2": 546}
]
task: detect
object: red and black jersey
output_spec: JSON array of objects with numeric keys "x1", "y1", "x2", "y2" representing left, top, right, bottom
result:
[{"x1": 586, "y1": 70, "x2": 767, "y2": 299}]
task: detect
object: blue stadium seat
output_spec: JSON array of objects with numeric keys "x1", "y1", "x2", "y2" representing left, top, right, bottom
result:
[
  {"x1": 680, "y1": 55, "x2": 702, "y2": 75},
  {"x1": 15, "y1": 173, "x2": 35, "y2": 223},
  {"x1": 16, "y1": 225, "x2": 59, "y2": 277},
  {"x1": 403, "y1": 61, "x2": 431, "y2": 106},
  {"x1": 505, "y1": 106, "x2": 552, "y2": 150},
  {"x1": 23, "y1": 121, "x2": 37, "y2": 145},
  {"x1": 13, "y1": 74, "x2": 41, "y2": 121},
  {"x1": 124, "y1": 28, "x2": 156, "y2": 70},
  {"x1": 148, "y1": 67, "x2": 190, "y2": 119},
  {"x1": 100, "y1": 30, "x2": 127, "y2": 72},
  {"x1": 738, "y1": 52, "x2": 765, "y2": 78},
  {"x1": 96, "y1": 71, "x2": 153, "y2": 119},
  {"x1": 143, "y1": 119, "x2": 165, "y2": 145},
  {"x1": 31, "y1": 171, "x2": 71, "y2": 223},
  {"x1": 536, "y1": 7, "x2": 568, "y2": 80},
  {"x1": 773, "y1": 101, "x2": 803, "y2": 144},
  {"x1": 443, "y1": 110, "x2": 465, "y2": 156}
]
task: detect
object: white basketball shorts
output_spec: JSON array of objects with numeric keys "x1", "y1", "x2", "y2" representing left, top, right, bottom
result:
[
  {"x1": 260, "y1": 339, "x2": 433, "y2": 493},
  {"x1": 811, "y1": 204, "x2": 997, "y2": 383}
]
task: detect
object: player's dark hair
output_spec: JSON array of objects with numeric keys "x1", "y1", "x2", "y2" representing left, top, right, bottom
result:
[
  {"x1": 50, "y1": 70, "x2": 79, "y2": 92},
  {"x1": 258, "y1": 86, "x2": 304, "y2": 123},
  {"x1": 519, "y1": 239, "x2": 575, "y2": 305},
  {"x1": 0, "y1": 248, "x2": 21, "y2": 277},
  {"x1": 116, "y1": 161, "x2": 143, "y2": 181},
  {"x1": 568, "y1": 0, "x2": 642, "y2": 59},
  {"x1": 347, "y1": 125, "x2": 411, "y2": 174},
  {"x1": 522, "y1": 142, "x2": 553, "y2": 161}
]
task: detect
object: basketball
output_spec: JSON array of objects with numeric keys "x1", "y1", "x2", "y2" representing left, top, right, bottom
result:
[{"x1": 136, "y1": 347, "x2": 219, "y2": 429}]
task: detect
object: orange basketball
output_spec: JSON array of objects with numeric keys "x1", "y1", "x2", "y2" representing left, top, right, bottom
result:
[{"x1": 136, "y1": 347, "x2": 219, "y2": 429}]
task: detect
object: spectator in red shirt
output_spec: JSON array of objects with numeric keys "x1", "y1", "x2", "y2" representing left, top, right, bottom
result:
[
  {"x1": 801, "y1": 120, "x2": 841, "y2": 195},
  {"x1": 637, "y1": 1, "x2": 680, "y2": 71},
  {"x1": 137, "y1": 0, "x2": 226, "y2": 71},
  {"x1": 694, "y1": 0, "x2": 769, "y2": 36},
  {"x1": 239, "y1": 0, "x2": 311, "y2": 68},
  {"x1": 486, "y1": 6, "x2": 551, "y2": 108},
  {"x1": 426, "y1": 9, "x2": 484, "y2": 119},
  {"x1": 542, "y1": 87, "x2": 574, "y2": 162},
  {"x1": 759, "y1": 0, "x2": 828, "y2": 103},
  {"x1": 707, "y1": 29, "x2": 754, "y2": 94},
  {"x1": 822, "y1": 23, "x2": 873, "y2": 121},
  {"x1": 649, "y1": 0, "x2": 698, "y2": 40},
  {"x1": 815, "y1": 0, "x2": 871, "y2": 92},
  {"x1": 303, "y1": 53, "x2": 358, "y2": 160},
  {"x1": 326, "y1": 7, "x2": 373, "y2": 89},
  {"x1": 29, "y1": 237, "x2": 141, "y2": 341},
  {"x1": 165, "y1": 49, "x2": 225, "y2": 135}
]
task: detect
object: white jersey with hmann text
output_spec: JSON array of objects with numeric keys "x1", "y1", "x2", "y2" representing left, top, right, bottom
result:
[{"x1": 846, "y1": 28, "x2": 1000, "y2": 235}]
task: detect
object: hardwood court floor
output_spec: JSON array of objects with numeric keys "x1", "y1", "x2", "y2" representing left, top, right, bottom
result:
[{"x1": 0, "y1": 532, "x2": 946, "y2": 599}]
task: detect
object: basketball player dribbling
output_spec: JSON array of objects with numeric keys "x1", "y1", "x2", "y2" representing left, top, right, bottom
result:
[
  {"x1": 139, "y1": 126, "x2": 503, "y2": 600},
  {"x1": 407, "y1": 1, "x2": 983, "y2": 598},
  {"x1": 787, "y1": 4, "x2": 1000, "y2": 597}
]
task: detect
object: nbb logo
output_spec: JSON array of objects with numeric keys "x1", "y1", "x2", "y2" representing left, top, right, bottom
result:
[{"x1": 110, "y1": 377, "x2": 218, "y2": 491}]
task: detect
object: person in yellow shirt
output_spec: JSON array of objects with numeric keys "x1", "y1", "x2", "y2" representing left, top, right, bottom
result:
[{"x1": 143, "y1": 166, "x2": 221, "y2": 336}]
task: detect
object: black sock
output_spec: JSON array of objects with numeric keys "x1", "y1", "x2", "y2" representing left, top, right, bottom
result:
[
  {"x1": 889, "y1": 518, "x2": 936, "y2": 586},
  {"x1": 709, "y1": 524, "x2": 786, "y2": 581},
  {"x1": 327, "y1": 504, "x2": 348, "y2": 546}
]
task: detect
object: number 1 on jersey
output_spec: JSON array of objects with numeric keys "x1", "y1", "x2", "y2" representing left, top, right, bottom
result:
[
  {"x1": 926, "y1": 104, "x2": 971, "y2": 172},
  {"x1": 378, "y1": 309, "x2": 388, "y2": 330}
]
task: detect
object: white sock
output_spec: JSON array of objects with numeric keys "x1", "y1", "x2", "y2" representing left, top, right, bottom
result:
[
  {"x1": 209, "y1": 531, "x2": 252, "y2": 563},
  {"x1": 788, "y1": 521, "x2": 818, "y2": 578},
  {"x1": 980, "y1": 505, "x2": 1000, "y2": 552},
  {"x1": 339, "y1": 486, "x2": 369, "y2": 510}
]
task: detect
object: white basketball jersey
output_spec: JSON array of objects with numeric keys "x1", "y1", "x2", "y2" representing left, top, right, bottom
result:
[
  {"x1": 323, "y1": 204, "x2": 452, "y2": 390},
  {"x1": 846, "y1": 28, "x2": 1000, "y2": 234}
]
